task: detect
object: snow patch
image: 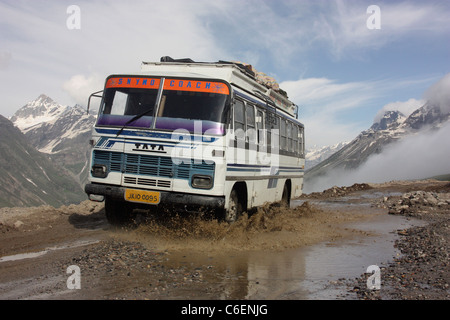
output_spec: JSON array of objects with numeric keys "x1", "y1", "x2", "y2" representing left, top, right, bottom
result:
[
  {"x1": 373, "y1": 98, "x2": 425, "y2": 124},
  {"x1": 25, "y1": 178, "x2": 38, "y2": 188}
]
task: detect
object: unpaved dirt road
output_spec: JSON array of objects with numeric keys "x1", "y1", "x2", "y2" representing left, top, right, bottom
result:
[{"x1": 0, "y1": 180, "x2": 448, "y2": 301}]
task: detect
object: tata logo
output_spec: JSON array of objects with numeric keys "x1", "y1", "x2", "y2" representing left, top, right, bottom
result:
[{"x1": 133, "y1": 143, "x2": 165, "y2": 153}]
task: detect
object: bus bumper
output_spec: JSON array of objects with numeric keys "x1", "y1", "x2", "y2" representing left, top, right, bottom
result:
[{"x1": 85, "y1": 183, "x2": 225, "y2": 209}]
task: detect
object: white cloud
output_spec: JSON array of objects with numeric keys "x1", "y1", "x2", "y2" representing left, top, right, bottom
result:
[
  {"x1": 0, "y1": 0, "x2": 227, "y2": 113},
  {"x1": 305, "y1": 73, "x2": 450, "y2": 192},
  {"x1": 424, "y1": 73, "x2": 450, "y2": 113},
  {"x1": 281, "y1": 77, "x2": 373, "y2": 109},
  {"x1": 305, "y1": 121, "x2": 450, "y2": 193},
  {"x1": 280, "y1": 73, "x2": 445, "y2": 148},
  {"x1": 311, "y1": 0, "x2": 450, "y2": 58},
  {"x1": 372, "y1": 73, "x2": 450, "y2": 124},
  {"x1": 373, "y1": 98, "x2": 425, "y2": 123},
  {"x1": 358, "y1": 123, "x2": 450, "y2": 181},
  {"x1": 0, "y1": 51, "x2": 12, "y2": 70},
  {"x1": 301, "y1": 115, "x2": 364, "y2": 150},
  {"x1": 0, "y1": 0, "x2": 448, "y2": 124},
  {"x1": 62, "y1": 73, "x2": 104, "y2": 107},
  {"x1": 381, "y1": 2, "x2": 449, "y2": 33},
  {"x1": 280, "y1": 77, "x2": 380, "y2": 147}
]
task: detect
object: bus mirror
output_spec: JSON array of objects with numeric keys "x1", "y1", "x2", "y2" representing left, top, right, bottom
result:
[{"x1": 87, "y1": 90, "x2": 103, "y2": 115}]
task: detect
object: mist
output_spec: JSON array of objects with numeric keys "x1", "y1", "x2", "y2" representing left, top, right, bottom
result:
[
  {"x1": 304, "y1": 121, "x2": 450, "y2": 193},
  {"x1": 304, "y1": 123, "x2": 450, "y2": 193},
  {"x1": 304, "y1": 73, "x2": 450, "y2": 193},
  {"x1": 424, "y1": 73, "x2": 450, "y2": 114}
]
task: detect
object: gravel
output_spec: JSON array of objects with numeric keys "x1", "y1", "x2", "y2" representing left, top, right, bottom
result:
[{"x1": 349, "y1": 189, "x2": 450, "y2": 300}]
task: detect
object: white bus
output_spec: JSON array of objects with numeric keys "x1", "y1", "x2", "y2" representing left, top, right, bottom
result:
[{"x1": 85, "y1": 57, "x2": 305, "y2": 225}]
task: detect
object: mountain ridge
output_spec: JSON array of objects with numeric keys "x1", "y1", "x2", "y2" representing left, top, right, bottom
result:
[
  {"x1": 0, "y1": 115, "x2": 85, "y2": 207},
  {"x1": 305, "y1": 141, "x2": 349, "y2": 170},
  {"x1": 305, "y1": 100, "x2": 450, "y2": 192},
  {"x1": 10, "y1": 94, "x2": 96, "y2": 186}
]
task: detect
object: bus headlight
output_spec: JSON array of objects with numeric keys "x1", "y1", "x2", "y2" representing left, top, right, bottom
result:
[
  {"x1": 191, "y1": 175, "x2": 213, "y2": 189},
  {"x1": 91, "y1": 164, "x2": 108, "y2": 178}
]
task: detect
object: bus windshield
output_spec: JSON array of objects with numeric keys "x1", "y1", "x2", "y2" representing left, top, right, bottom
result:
[
  {"x1": 97, "y1": 87, "x2": 158, "y2": 129},
  {"x1": 97, "y1": 77, "x2": 230, "y2": 135}
]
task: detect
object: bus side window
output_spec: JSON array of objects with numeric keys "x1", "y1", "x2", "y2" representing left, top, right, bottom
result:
[
  {"x1": 293, "y1": 125, "x2": 299, "y2": 154},
  {"x1": 265, "y1": 112, "x2": 272, "y2": 150},
  {"x1": 287, "y1": 121, "x2": 293, "y2": 152},
  {"x1": 246, "y1": 103, "x2": 256, "y2": 143},
  {"x1": 272, "y1": 116, "x2": 280, "y2": 150},
  {"x1": 234, "y1": 99, "x2": 245, "y2": 140},
  {"x1": 265, "y1": 112, "x2": 279, "y2": 150},
  {"x1": 256, "y1": 109, "x2": 264, "y2": 145},
  {"x1": 299, "y1": 126, "x2": 305, "y2": 157},
  {"x1": 280, "y1": 119, "x2": 287, "y2": 151}
]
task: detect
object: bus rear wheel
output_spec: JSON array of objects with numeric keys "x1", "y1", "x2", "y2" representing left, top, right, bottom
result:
[
  {"x1": 281, "y1": 183, "x2": 290, "y2": 208},
  {"x1": 224, "y1": 189, "x2": 242, "y2": 223}
]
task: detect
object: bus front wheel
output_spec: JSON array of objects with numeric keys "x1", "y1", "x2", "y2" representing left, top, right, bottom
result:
[
  {"x1": 224, "y1": 189, "x2": 242, "y2": 223},
  {"x1": 105, "y1": 197, "x2": 136, "y2": 227}
]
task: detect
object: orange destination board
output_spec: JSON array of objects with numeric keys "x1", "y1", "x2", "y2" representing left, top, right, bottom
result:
[{"x1": 106, "y1": 77, "x2": 229, "y2": 95}]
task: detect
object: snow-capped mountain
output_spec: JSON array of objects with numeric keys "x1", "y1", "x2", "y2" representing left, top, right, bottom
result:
[
  {"x1": 10, "y1": 95, "x2": 95, "y2": 153},
  {"x1": 10, "y1": 95, "x2": 96, "y2": 186},
  {"x1": 305, "y1": 100, "x2": 450, "y2": 191},
  {"x1": 10, "y1": 94, "x2": 71, "y2": 132},
  {"x1": 370, "y1": 110, "x2": 407, "y2": 131},
  {"x1": 305, "y1": 141, "x2": 349, "y2": 170}
]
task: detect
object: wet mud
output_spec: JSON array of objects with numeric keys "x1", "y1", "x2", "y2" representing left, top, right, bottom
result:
[
  {"x1": 113, "y1": 201, "x2": 369, "y2": 253},
  {"x1": 0, "y1": 180, "x2": 448, "y2": 300}
]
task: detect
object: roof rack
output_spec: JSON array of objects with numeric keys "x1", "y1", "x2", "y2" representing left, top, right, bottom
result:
[
  {"x1": 159, "y1": 56, "x2": 256, "y2": 80},
  {"x1": 160, "y1": 56, "x2": 195, "y2": 63}
]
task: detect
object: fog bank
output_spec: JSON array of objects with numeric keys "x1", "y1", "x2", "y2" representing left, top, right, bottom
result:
[{"x1": 305, "y1": 121, "x2": 450, "y2": 193}]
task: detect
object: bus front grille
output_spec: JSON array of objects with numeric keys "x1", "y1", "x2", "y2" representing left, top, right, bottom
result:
[
  {"x1": 123, "y1": 176, "x2": 170, "y2": 188},
  {"x1": 92, "y1": 150, "x2": 215, "y2": 181}
]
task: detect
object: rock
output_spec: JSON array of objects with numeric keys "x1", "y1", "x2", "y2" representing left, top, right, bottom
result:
[
  {"x1": 14, "y1": 220, "x2": 24, "y2": 228},
  {"x1": 387, "y1": 191, "x2": 450, "y2": 217},
  {"x1": 232, "y1": 61, "x2": 282, "y2": 93}
]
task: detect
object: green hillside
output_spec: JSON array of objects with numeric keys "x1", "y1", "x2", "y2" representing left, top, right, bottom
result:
[{"x1": 0, "y1": 115, "x2": 86, "y2": 207}]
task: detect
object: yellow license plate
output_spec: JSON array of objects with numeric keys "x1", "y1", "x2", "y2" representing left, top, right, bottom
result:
[{"x1": 124, "y1": 189, "x2": 160, "y2": 205}]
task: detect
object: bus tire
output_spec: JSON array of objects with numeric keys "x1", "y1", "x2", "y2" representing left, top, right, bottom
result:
[
  {"x1": 281, "y1": 183, "x2": 291, "y2": 208},
  {"x1": 225, "y1": 189, "x2": 242, "y2": 223},
  {"x1": 105, "y1": 197, "x2": 136, "y2": 227}
]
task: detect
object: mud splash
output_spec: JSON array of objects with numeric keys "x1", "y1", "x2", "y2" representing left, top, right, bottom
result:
[{"x1": 111, "y1": 202, "x2": 371, "y2": 253}]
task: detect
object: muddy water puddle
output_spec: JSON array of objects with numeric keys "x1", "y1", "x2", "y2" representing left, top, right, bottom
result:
[
  {"x1": 295, "y1": 211, "x2": 426, "y2": 299},
  {"x1": 0, "y1": 240, "x2": 100, "y2": 263},
  {"x1": 118, "y1": 198, "x2": 427, "y2": 299}
]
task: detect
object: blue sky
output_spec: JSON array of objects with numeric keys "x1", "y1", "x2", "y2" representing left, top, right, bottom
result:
[{"x1": 0, "y1": 0, "x2": 449, "y2": 148}]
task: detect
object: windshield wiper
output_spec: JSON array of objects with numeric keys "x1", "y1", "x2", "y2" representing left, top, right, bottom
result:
[
  {"x1": 116, "y1": 78, "x2": 165, "y2": 137},
  {"x1": 116, "y1": 109, "x2": 153, "y2": 137}
]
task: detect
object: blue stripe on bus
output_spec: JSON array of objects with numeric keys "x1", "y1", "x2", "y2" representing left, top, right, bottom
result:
[
  {"x1": 95, "y1": 128, "x2": 218, "y2": 143},
  {"x1": 226, "y1": 164, "x2": 304, "y2": 172},
  {"x1": 95, "y1": 138, "x2": 194, "y2": 150}
]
